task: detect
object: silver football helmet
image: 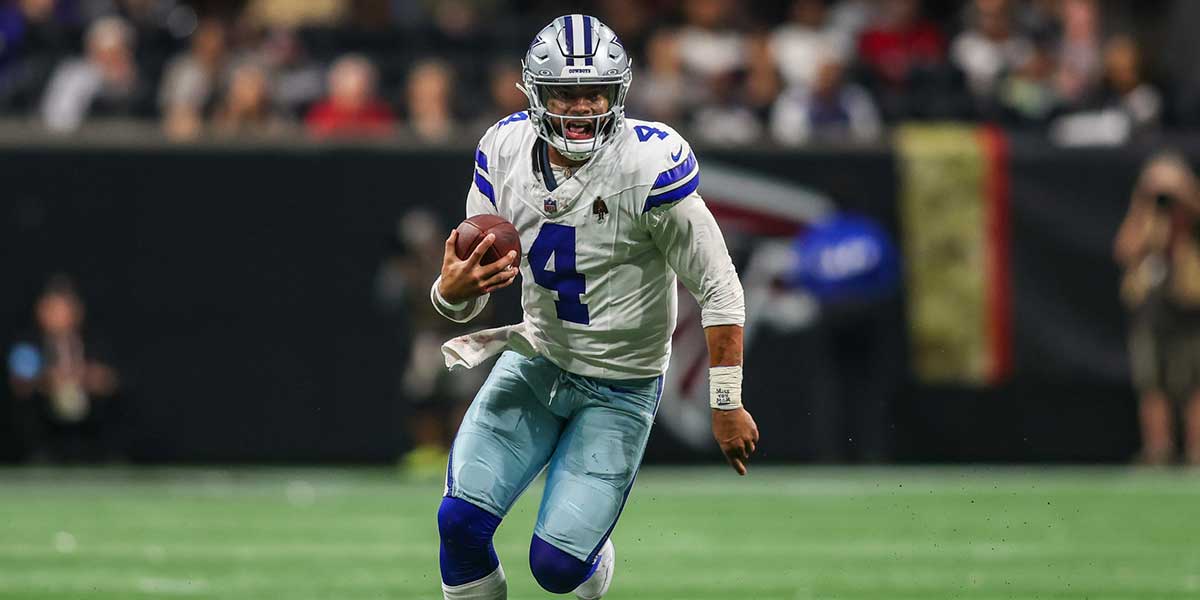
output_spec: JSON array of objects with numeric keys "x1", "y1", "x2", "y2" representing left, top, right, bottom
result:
[{"x1": 520, "y1": 15, "x2": 632, "y2": 161}]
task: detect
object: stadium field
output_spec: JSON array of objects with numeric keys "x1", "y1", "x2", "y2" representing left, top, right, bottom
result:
[{"x1": 1, "y1": 466, "x2": 1198, "y2": 599}]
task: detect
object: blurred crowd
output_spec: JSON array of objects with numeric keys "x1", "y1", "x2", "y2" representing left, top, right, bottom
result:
[{"x1": 0, "y1": 0, "x2": 1191, "y2": 145}]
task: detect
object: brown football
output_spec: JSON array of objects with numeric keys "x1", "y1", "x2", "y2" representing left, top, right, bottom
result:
[{"x1": 454, "y1": 214, "x2": 522, "y2": 266}]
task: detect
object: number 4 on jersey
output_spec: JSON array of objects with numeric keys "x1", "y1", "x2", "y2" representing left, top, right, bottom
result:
[
  {"x1": 634, "y1": 125, "x2": 669, "y2": 142},
  {"x1": 529, "y1": 223, "x2": 589, "y2": 325}
]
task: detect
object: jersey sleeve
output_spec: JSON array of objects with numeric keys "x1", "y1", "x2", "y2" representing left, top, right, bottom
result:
[
  {"x1": 433, "y1": 129, "x2": 503, "y2": 323},
  {"x1": 641, "y1": 131, "x2": 700, "y2": 214},
  {"x1": 466, "y1": 131, "x2": 501, "y2": 218},
  {"x1": 639, "y1": 132, "x2": 745, "y2": 327}
]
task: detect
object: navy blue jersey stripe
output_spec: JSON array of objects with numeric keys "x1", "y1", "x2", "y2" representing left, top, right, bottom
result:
[
  {"x1": 474, "y1": 172, "x2": 496, "y2": 206},
  {"x1": 643, "y1": 174, "x2": 700, "y2": 212},
  {"x1": 651, "y1": 152, "x2": 697, "y2": 190},
  {"x1": 475, "y1": 148, "x2": 488, "y2": 173}
]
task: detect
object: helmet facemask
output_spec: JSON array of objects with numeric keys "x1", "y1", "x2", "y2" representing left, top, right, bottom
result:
[{"x1": 520, "y1": 68, "x2": 631, "y2": 161}]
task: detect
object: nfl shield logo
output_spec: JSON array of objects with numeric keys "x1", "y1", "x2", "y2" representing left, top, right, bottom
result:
[{"x1": 544, "y1": 197, "x2": 558, "y2": 213}]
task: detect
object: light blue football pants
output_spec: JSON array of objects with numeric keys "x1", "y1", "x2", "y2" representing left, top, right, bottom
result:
[{"x1": 445, "y1": 351, "x2": 662, "y2": 562}]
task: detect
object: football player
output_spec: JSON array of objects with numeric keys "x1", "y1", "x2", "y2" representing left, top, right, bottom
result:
[{"x1": 430, "y1": 14, "x2": 759, "y2": 600}]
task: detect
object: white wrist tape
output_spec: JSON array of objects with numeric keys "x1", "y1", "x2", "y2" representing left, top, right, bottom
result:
[
  {"x1": 709, "y1": 365, "x2": 743, "y2": 410},
  {"x1": 432, "y1": 277, "x2": 469, "y2": 311}
]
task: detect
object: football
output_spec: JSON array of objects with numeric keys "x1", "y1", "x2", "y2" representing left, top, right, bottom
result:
[{"x1": 454, "y1": 214, "x2": 522, "y2": 266}]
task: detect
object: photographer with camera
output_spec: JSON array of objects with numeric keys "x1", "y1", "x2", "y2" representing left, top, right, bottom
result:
[{"x1": 1115, "y1": 152, "x2": 1200, "y2": 465}]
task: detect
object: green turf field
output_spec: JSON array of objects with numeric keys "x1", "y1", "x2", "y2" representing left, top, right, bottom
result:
[{"x1": 1, "y1": 466, "x2": 1199, "y2": 599}]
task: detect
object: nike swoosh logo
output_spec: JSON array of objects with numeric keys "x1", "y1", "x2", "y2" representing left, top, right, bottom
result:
[{"x1": 670, "y1": 146, "x2": 683, "y2": 162}]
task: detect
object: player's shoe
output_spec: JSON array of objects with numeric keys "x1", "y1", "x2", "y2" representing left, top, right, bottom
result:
[{"x1": 574, "y1": 538, "x2": 615, "y2": 599}]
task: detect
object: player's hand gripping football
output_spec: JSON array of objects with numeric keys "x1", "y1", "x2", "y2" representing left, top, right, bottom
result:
[
  {"x1": 438, "y1": 231, "x2": 519, "y2": 304},
  {"x1": 712, "y1": 407, "x2": 759, "y2": 476}
]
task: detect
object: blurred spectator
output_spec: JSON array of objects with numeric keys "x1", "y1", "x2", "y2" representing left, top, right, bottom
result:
[
  {"x1": 857, "y1": 0, "x2": 964, "y2": 120},
  {"x1": 1114, "y1": 152, "x2": 1200, "y2": 465},
  {"x1": 996, "y1": 34, "x2": 1059, "y2": 124},
  {"x1": 79, "y1": 0, "x2": 169, "y2": 27},
  {"x1": 489, "y1": 60, "x2": 524, "y2": 114},
  {"x1": 40, "y1": 15, "x2": 142, "y2": 133},
  {"x1": 374, "y1": 209, "x2": 487, "y2": 477},
  {"x1": 241, "y1": 0, "x2": 348, "y2": 29},
  {"x1": 344, "y1": 0, "x2": 392, "y2": 30},
  {"x1": 769, "y1": 0, "x2": 853, "y2": 91},
  {"x1": 79, "y1": 0, "x2": 175, "y2": 73},
  {"x1": 159, "y1": 19, "x2": 227, "y2": 141},
  {"x1": 1054, "y1": 0, "x2": 1102, "y2": 107},
  {"x1": 595, "y1": 0, "x2": 656, "y2": 60},
  {"x1": 475, "y1": 59, "x2": 526, "y2": 129},
  {"x1": 690, "y1": 69, "x2": 763, "y2": 146},
  {"x1": 305, "y1": 53, "x2": 395, "y2": 139},
  {"x1": 676, "y1": 0, "x2": 746, "y2": 81},
  {"x1": 404, "y1": 58, "x2": 454, "y2": 143},
  {"x1": 7, "y1": 275, "x2": 121, "y2": 462},
  {"x1": 744, "y1": 33, "x2": 780, "y2": 116},
  {"x1": 1017, "y1": 0, "x2": 1060, "y2": 37},
  {"x1": 212, "y1": 60, "x2": 289, "y2": 137},
  {"x1": 0, "y1": 1, "x2": 47, "y2": 71},
  {"x1": 0, "y1": 0, "x2": 73, "y2": 113},
  {"x1": 1049, "y1": 35, "x2": 1160, "y2": 146},
  {"x1": 828, "y1": 0, "x2": 873, "y2": 42},
  {"x1": 255, "y1": 28, "x2": 324, "y2": 118},
  {"x1": 857, "y1": 0, "x2": 947, "y2": 88},
  {"x1": 950, "y1": 0, "x2": 1033, "y2": 101},
  {"x1": 427, "y1": 0, "x2": 486, "y2": 44},
  {"x1": 675, "y1": 0, "x2": 762, "y2": 145},
  {"x1": 1098, "y1": 35, "x2": 1160, "y2": 133},
  {"x1": 0, "y1": 0, "x2": 1187, "y2": 145},
  {"x1": 627, "y1": 29, "x2": 688, "y2": 123},
  {"x1": 770, "y1": 45, "x2": 881, "y2": 146},
  {"x1": 0, "y1": 0, "x2": 63, "y2": 82}
]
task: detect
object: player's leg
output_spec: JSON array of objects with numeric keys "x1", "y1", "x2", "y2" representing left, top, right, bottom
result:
[
  {"x1": 439, "y1": 497, "x2": 507, "y2": 599},
  {"x1": 1138, "y1": 389, "x2": 1174, "y2": 464},
  {"x1": 1131, "y1": 317, "x2": 1174, "y2": 464},
  {"x1": 527, "y1": 375, "x2": 662, "y2": 597},
  {"x1": 439, "y1": 351, "x2": 564, "y2": 599},
  {"x1": 1185, "y1": 390, "x2": 1200, "y2": 465},
  {"x1": 1182, "y1": 331, "x2": 1200, "y2": 465}
]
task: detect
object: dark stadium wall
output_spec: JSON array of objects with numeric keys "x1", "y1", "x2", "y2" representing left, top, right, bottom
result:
[{"x1": 0, "y1": 140, "x2": 1159, "y2": 463}]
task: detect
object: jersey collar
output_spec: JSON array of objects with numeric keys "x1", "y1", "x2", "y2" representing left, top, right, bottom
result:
[{"x1": 535, "y1": 139, "x2": 560, "y2": 192}]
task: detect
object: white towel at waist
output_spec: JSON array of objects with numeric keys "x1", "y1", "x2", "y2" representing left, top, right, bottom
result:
[{"x1": 441, "y1": 322, "x2": 538, "y2": 370}]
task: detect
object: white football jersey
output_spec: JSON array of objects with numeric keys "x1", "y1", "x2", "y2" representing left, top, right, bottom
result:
[{"x1": 443, "y1": 112, "x2": 744, "y2": 379}]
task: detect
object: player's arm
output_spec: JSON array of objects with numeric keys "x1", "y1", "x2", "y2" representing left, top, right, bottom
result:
[
  {"x1": 647, "y1": 196, "x2": 760, "y2": 475},
  {"x1": 432, "y1": 230, "x2": 517, "y2": 322},
  {"x1": 1114, "y1": 194, "x2": 1155, "y2": 267},
  {"x1": 431, "y1": 144, "x2": 518, "y2": 322}
]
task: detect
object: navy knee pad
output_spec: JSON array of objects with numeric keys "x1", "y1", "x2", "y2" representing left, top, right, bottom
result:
[
  {"x1": 528, "y1": 535, "x2": 599, "y2": 594},
  {"x1": 438, "y1": 497, "x2": 502, "y2": 586}
]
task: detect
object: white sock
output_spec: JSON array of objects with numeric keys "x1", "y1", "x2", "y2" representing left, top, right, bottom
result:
[
  {"x1": 574, "y1": 539, "x2": 615, "y2": 600},
  {"x1": 442, "y1": 565, "x2": 507, "y2": 600}
]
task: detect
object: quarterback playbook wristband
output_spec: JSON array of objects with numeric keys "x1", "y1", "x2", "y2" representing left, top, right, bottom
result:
[{"x1": 709, "y1": 366, "x2": 743, "y2": 410}]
